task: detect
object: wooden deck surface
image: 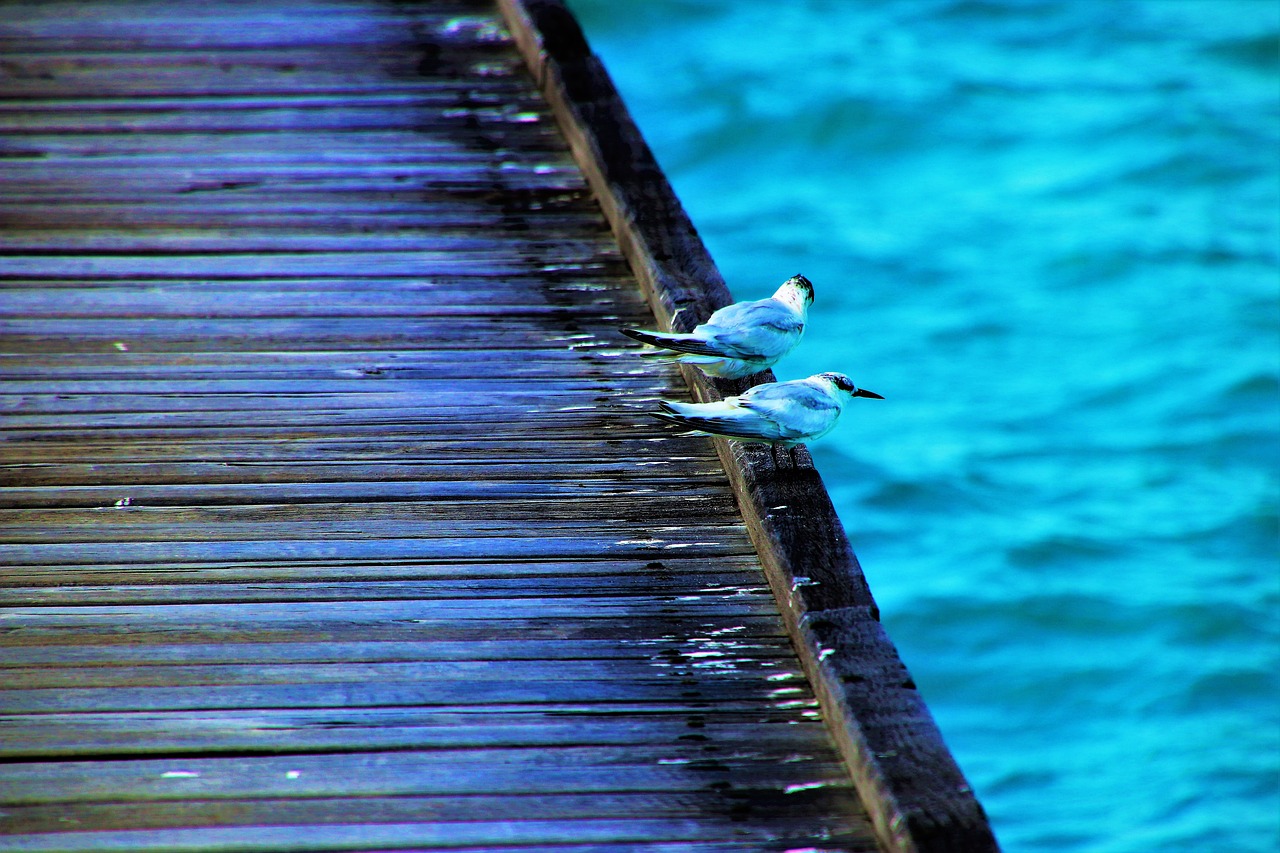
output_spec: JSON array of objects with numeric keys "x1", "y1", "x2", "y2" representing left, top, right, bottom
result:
[
  {"x1": 0, "y1": 1, "x2": 883, "y2": 850},
  {"x1": 0, "y1": 1, "x2": 999, "y2": 851}
]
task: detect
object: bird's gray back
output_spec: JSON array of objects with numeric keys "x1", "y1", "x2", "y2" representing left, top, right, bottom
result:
[
  {"x1": 739, "y1": 380, "x2": 841, "y2": 439},
  {"x1": 701, "y1": 299, "x2": 803, "y2": 358}
]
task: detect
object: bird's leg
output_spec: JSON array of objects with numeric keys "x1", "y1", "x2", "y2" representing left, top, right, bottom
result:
[
  {"x1": 789, "y1": 445, "x2": 800, "y2": 467},
  {"x1": 770, "y1": 444, "x2": 780, "y2": 468}
]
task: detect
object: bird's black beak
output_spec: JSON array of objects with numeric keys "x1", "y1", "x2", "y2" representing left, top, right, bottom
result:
[{"x1": 854, "y1": 389, "x2": 884, "y2": 399}]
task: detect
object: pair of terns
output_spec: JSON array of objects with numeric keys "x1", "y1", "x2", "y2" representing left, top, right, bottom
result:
[{"x1": 621, "y1": 274, "x2": 881, "y2": 462}]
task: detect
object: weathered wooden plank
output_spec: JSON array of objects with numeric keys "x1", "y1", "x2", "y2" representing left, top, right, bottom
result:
[
  {"x1": 0, "y1": 448, "x2": 676, "y2": 473},
  {"x1": 0, "y1": 349, "x2": 648, "y2": 380},
  {"x1": 0, "y1": 106, "x2": 559, "y2": 136},
  {"x1": 3, "y1": 570, "x2": 784, "y2": 618},
  {"x1": 0, "y1": 381, "x2": 662, "y2": 403},
  {"x1": 0, "y1": 125, "x2": 569, "y2": 153},
  {"x1": 0, "y1": 821, "x2": 870, "y2": 852},
  {"x1": 0, "y1": 789, "x2": 872, "y2": 835},
  {"x1": 0, "y1": 232, "x2": 617, "y2": 255},
  {"x1": 0, "y1": 819, "x2": 876, "y2": 853},
  {"x1": 0, "y1": 417, "x2": 684, "y2": 443},
  {"x1": 0, "y1": 62, "x2": 533, "y2": 100},
  {"x1": 0, "y1": 193, "x2": 596, "y2": 216},
  {"x1": 0, "y1": 681, "x2": 818, "y2": 715},
  {"x1": 0, "y1": 653, "x2": 803, "y2": 690},
  {"x1": 0, "y1": 165, "x2": 582, "y2": 193},
  {"x1": 0, "y1": 208, "x2": 600, "y2": 235},
  {"x1": 0, "y1": 744, "x2": 849, "y2": 799},
  {"x1": 0, "y1": 456, "x2": 684, "y2": 482},
  {"x1": 0, "y1": 1, "x2": 502, "y2": 49},
  {"x1": 0, "y1": 570, "x2": 770, "y2": 604},
  {"x1": 0, "y1": 170, "x2": 587, "y2": 201},
  {"x1": 0, "y1": 622, "x2": 793, "y2": 653},
  {"x1": 0, "y1": 518, "x2": 750, "y2": 546},
  {"x1": 0, "y1": 829, "x2": 875, "y2": 850},
  {"x1": 0, "y1": 253, "x2": 598, "y2": 279},
  {"x1": 0, "y1": 612, "x2": 793, "y2": 650},
  {"x1": 0, "y1": 272, "x2": 630, "y2": 291},
  {"x1": 0, "y1": 91, "x2": 543, "y2": 112},
  {"x1": 0, "y1": 216, "x2": 614, "y2": 245},
  {"x1": 0, "y1": 416, "x2": 658, "y2": 440},
  {"x1": 0, "y1": 395, "x2": 651, "y2": 420},
  {"x1": 0, "y1": 314, "x2": 629, "y2": 335},
  {"x1": 0, "y1": 152, "x2": 581, "y2": 178},
  {"x1": 0, "y1": 500, "x2": 742, "y2": 533},
  {"x1": 0, "y1": 413, "x2": 664, "y2": 438},
  {"x1": 0, "y1": 129, "x2": 526, "y2": 154},
  {"x1": 0, "y1": 144, "x2": 564, "y2": 166},
  {"x1": 0, "y1": 420, "x2": 680, "y2": 445},
  {"x1": 0, "y1": 473, "x2": 729, "y2": 502},
  {"x1": 0, "y1": 70, "x2": 530, "y2": 101},
  {"x1": 0, "y1": 139, "x2": 556, "y2": 165},
  {"x1": 0, "y1": 479, "x2": 725, "y2": 511},
  {"x1": 0, "y1": 184, "x2": 565, "y2": 206},
  {"x1": 0, "y1": 282, "x2": 638, "y2": 311},
  {"x1": 0, "y1": 434, "x2": 698, "y2": 463},
  {"x1": 0, "y1": 371, "x2": 653, "y2": 393},
  {"x1": 0, "y1": 696, "x2": 808, "y2": 727},
  {"x1": 0, "y1": 792, "x2": 875, "y2": 849},
  {"x1": 0, "y1": 405, "x2": 655, "y2": 426},
  {"x1": 0, "y1": 327, "x2": 619, "y2": 350},
  {"x1": 0, "y1": 416, "x2": 672, "y2": 446},
  {"x1": 0, "y1": 456, "x2": 721, "y2": 487},
  {"x1": 0, "y1": 385, "x2": 651, "y2": 410},
  {"x1": 0, "y1": 387, "x2": 660, "y2": 417},
  {"x1": 0, "y1": 551, "x2": 760, "y2": 583},
  {"x1": 0, "y1": 534, "x2": 757, "y2": 567},
  {"x1": 0, "y1": 588, "x2": 788, "y2": 617}
]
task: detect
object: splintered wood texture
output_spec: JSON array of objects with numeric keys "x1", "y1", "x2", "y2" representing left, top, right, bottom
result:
[{"x1": 0, "y1": 1, "x2": 880, "y2": 851}]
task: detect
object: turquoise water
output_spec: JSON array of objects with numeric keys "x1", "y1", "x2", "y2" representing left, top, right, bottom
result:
[{"x1": 565, "y1": 1, "x2": 1280, "y2": 850}]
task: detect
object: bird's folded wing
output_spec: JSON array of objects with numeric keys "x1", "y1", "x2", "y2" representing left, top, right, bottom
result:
[
  {"x1": 703, "y1": 301, "x2": 803, "y2": 359},
  {"x1": 739, "y1": 383, "x2": 838, "y2": 439}
]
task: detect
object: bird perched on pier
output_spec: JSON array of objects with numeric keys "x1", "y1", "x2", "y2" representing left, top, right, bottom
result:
[
  {"x1": 649, "y1": 372, "x2": 883, "y2": 465},
  {"x1": 620, "y1": 274, "x2": 814, "y2": 379}
]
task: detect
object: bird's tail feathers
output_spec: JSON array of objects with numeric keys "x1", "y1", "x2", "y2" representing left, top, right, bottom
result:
[
  {"x1": 656, "y1": 399, "x2": 723, "y2": 417},
  {"x1": 636, "y1": 349, "x2": 681, "y2": 362},
  {"x1": 620, "y1": 327, "x2": 726, "y2": 358},
  {"x1": 620, "y1": 328, "x2": 683, "y2": 348},
  {"x1": 649, "y1": 411, "x2": 732, "y2": 435},
  {"x1": 648, "y1": 411, "x2": 691, "y2": 430},
  {"x1": 649, "y1": 406, "x2": 778, "y2": 442}
]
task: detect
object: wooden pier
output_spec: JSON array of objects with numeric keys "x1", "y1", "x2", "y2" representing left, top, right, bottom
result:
[{"x1": 0, "y1": 1, "x2": 997, "y2": 850}]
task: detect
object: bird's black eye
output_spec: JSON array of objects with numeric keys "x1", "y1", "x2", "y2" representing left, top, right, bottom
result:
[{"x1": 835, "y1": 376, "x2": 855, "y2": 393}]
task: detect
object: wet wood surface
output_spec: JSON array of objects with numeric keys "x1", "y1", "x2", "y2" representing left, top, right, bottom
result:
[{"x1": 0, "y1": 1, "x2": 885, "y2": 851}]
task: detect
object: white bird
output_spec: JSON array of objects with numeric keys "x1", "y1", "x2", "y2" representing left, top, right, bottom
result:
[
  {"x1": 649, "y1": 372, "x2": 883, "y2": 465},
  {"x1": 620, "y1": 274, "x2": 814, "y2": 379}
]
